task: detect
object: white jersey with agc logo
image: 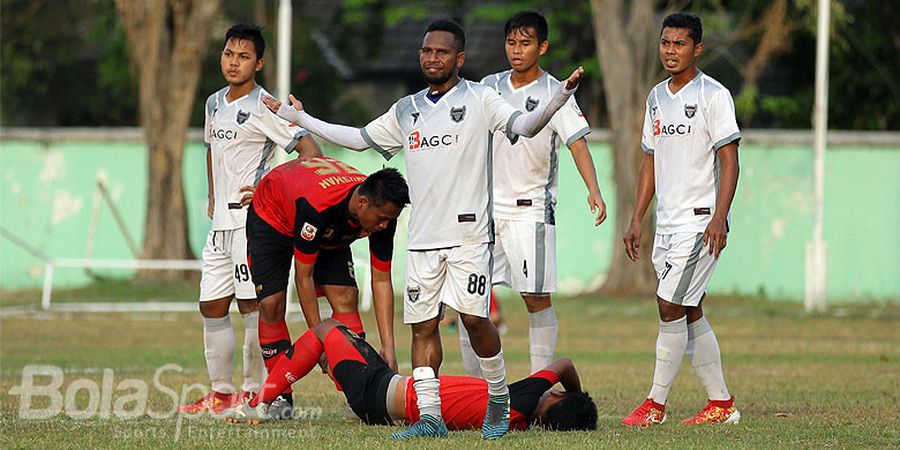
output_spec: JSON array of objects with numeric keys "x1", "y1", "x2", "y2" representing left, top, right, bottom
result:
[
  {"x1": 481, "y1": 70, "x2": 590, "y2": 224},
  {"x1": 641, "y1": 71, "x2": 741, "y2": 234},
  {"x1": 204, "y1": 85, "x2": 309, "y2": 230},
  {"x1": 361, "y1": 79, "x2": 521, "y2": 250}
]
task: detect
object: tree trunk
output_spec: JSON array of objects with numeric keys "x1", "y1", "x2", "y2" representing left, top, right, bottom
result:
[
  {"x1": 116, "y1": 0, "x2": 221, "y2": 279},
  {"x1": 590, "y1": 0, "x2": 658, "y2": 296}
]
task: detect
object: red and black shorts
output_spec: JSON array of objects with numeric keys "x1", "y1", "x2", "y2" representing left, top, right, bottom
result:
[
  {"x1": 247, "y1": 204, "x2": 356, "y2": 300},
  {"x1": 325, "y1": 325, "x2": 396, "y2": 425}
]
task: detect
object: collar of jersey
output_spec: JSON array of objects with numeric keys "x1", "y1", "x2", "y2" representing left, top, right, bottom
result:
[
  {"x1": 421, "y1": 81, "x2": 462, "y2": 107},
  {"x1": 664, "y1": 70, "x2": 703, "y2": 98},
  {"x1": 504, "y1": 70, "x2": 546, "y2": 93}
]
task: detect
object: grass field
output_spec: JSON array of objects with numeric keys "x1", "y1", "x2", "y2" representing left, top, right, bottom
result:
[{"x1": 1, "y1": 281, "x2": 898, "y2": 448}]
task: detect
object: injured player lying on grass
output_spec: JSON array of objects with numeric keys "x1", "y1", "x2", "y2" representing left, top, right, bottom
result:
[{"x1": 223, "y1": 318, "x2": 597, "y2": 434}]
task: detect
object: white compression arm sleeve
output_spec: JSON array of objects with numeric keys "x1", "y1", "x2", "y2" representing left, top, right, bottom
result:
[
  {"x1": 509, "y1": 84, "x2": 577, "y2": 138},
  {"x1": 276, "y1": 103, "x2": 369, "y2": 151}
]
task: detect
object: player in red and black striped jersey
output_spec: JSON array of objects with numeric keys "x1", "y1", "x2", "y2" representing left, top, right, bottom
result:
[
  {"x1": 247, "y1": 157, "x2": 409, "y2": 416},
  {"x1": 226, "y1": 318, "x2": 597, "y2": 432}
]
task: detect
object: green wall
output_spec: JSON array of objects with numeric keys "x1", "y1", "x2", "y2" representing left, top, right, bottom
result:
[{"x1": 1, "y1": 137, "x2": 897, "y2": 302}]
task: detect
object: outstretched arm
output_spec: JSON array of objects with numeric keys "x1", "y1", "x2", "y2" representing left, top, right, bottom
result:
[
  {"x1": 568, "y1": 138, "x2": 606, "y2": 226},
  {"x1": 262, "y1": 95, "x2": 369, "y2": 151},
  {"x1": 509, "y1": 67, "x2": 584, "y2": 138}
]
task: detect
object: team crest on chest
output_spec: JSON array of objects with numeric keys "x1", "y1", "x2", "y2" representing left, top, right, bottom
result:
[
  {"x1": 684, "y1": 104, "x2": 697, "y2": 119},
  {"x1": 406, "y1": 285, "x2": 420, "y2": 303},
  {"x1": 236, "y1": 109, "x2": 250, "y2": 124},
  {"x1": 525, "y1": 96, "x2": 540, "y2": 112},
  {"x1": 450, "y1": 106, "x2": 466, "y2": 123}
]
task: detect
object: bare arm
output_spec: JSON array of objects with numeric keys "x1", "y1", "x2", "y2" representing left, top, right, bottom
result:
[
  {"x1": 544, "y1": 358, "x2": 581, "y2": 392},
  {"x1": 624, "y1": 153, "x2": 656, "y2": 262},
  {"x1": 295, "y1": 134, "x2": 324, "y2": 159},
  {"x1": 568, "y1": 138, "x2": 607, "y2": 226},
  {"x1": 370, "y1": 267, "x2": 397, "y2": 372},
  {"x1": 704, "y1": 143, "x2": 739, "y2": 258},
  {"x1": 206, "y1": 148, "x2": 214, "y2": 219},
  {"x1": 293, "y1": 260, "x2": 321, "y2": 329}
]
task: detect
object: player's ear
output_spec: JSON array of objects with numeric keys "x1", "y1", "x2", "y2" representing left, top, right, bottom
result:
[
  {"x1": 539, "y1": 40, "x2": 549, "y2": 56},
  {"x1": 255, "y1": 58, "x2": 265, "y2": 72},
  {"x1": 693, "y1": 42, "x2": 703, "y2": 58},
  {"x1": 456, "y1": 50, "x2": 465, "y2": 68}
]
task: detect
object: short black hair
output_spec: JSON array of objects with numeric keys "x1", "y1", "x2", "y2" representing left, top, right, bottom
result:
[
  {"x1": 425, "y1": 19, "x2": 466, "y2": 52},
  {"x1": 358, "y1": 168, "x2": 410, "y2": 208},
  {"x1": 661, "y1": 13, "x2": 702, "y2": 44},
  {"x1": 504, "y1": 11, "x2": 548, "y2": 43},
  {"x1": 541, "y1": 391, "x2": 598, "y2": 431},
  {"x1": 226, "y1": 22, "x2": 265, "y2": 59}
]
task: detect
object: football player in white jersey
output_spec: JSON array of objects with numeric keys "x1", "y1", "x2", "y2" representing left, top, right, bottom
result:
[
  {"x1": 457, "y1": 11, "x2": 607, "y2": 378},
  {"x1": 181, "y1": 23, "x2": 321, "y2": 414},
  {"x1": 621, "y1": 13, "x2": 741, "y2": 426},
  {"x1": 261, "y1": 19, "x2": 584, "y2": 440}
]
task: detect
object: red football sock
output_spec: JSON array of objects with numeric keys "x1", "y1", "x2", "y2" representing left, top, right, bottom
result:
[
  {"x1": 252, "y1": 329, "x2": 324, "y2": 406},
  {"x1": 258, "y1": 318, "x2": 292, "y2": 395},
  {"x1": 331, "y1": 311, "x2": 364, "y2": 336}
]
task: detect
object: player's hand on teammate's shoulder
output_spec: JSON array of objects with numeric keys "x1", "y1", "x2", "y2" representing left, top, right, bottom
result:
[
  {"x1": 589, "y1": 192, "x2": 607, "y2": 226},
  {"x1": 623, "y1": 220, "x2": 643, "y2": 262},
  {"x1": 565, "y1": 66, "x2": 585, "y2": 90},
  {"x1": 239, "y1": 185, "x2": 255, "y2": 206},
  {"x1": 703, "y1": 215, "x2": 728, "y2": 259}
]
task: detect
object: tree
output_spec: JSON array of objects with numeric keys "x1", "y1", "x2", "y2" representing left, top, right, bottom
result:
[
  {"x1": 115, "y1": 0, "x2": 221, "y2": 276},
  {"x1": 589, "y1": 0, "x2": 659, "y2": 296}
]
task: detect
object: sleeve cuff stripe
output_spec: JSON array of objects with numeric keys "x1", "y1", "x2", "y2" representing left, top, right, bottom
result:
[
  {"x1": 713, "y1": 132, "x2": 742, "y2": 151},
  {"x1": 360, "y1": 129, "x2": 394, "y2": 161},
  {"x1": 565, "y1": 127, "x2": 591, "y2": 147}
]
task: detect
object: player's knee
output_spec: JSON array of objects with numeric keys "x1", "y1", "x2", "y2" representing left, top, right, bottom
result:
[
  {"x1": 656, "y1": 297, "x2": 686, "y2": 322},
  {"x1": 459, "y1": 313, "x2": 491, "y2": 333},
  {"x1": 199, "y1": 297, "x2": 231, "y2": 318},
  {"x1": 235, "y1": 298, "x2": 259, "y2": 315},
  {"x1": 411, "y1": 321, "x2": 440, "y2": 340},
  {"x1": 325, "y1": 286, "x2": 359, "y2": 313}
]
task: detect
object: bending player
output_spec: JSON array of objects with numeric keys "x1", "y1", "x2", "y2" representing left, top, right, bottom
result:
[
  {"x1": 460, "y1": 11, "x2": 607, "y2": 377},
  {"x1": 261, "y1": 19, "x2": 584, "y2": 440},
  {"x1": 248, "y1": 157, "x2": 409, "y2": 418},
  {"x1": 225, "y1": 318, "x2": 597, "y2": 433},
  {"x1": 182, "y1": 22, "x2": 321, "y2": 413},
  {"x1": 622, "y1": 13, "x2": 741, "y2": 426}
]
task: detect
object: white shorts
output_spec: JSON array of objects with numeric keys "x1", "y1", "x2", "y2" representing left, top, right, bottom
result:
[
  {"x1": 651, "y1": 232, "x2": 718, "y2": 307},
  {"x1": 404, "y1": 243, "x2": 492, "y2": 324},
  {"x1": 492, "y1": 219, "x2": 556, "y2": 294},
  {"x1": 199, "y1": 228, "x2": 256, "y2": 301}
]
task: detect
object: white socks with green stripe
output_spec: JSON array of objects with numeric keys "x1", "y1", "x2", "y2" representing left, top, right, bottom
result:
[
  {"x1": 528, "y1": 307, "x2": 558, "y2": 373},
  {"x1": 687, "y1": 316, "x2": 731, "y2": 401},
  {"x1": 413, "y1": 366, "x2": 442, "y2": 419},
  {"x1": 648, "y1": 316, "x2": 687, "y2": 405},
  {"x1": 241, "y1": 311, "x2": 264, "y2": 393},
  {"x1": 203, "y1": 315, "x2": 235, "y2": 394}
]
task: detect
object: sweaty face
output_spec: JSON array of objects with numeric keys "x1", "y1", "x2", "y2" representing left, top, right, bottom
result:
[
  {"x1": 221, "y1": 38, "x2": 262, "y2": 86},
  {"x1": 356, "y1": 201, "x2": 402, "y2": 236},
  {"x1": 505, "y1": 27, "x2": 545, "y2": 73},
  {"x1": 659, "y1": 27, "x2": 701, "y2": 76},
  {"x1": 419, "y1": 31, "x2": 461, "y2": 86}
]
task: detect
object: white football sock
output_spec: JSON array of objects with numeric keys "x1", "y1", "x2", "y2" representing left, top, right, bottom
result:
[
  {"x1": 528, "y1": 307, "x2": 558, "y2": 373},
  {"x1": 688, "y1": 316, "x2": 731, "y2": 401},
  {"x1": 240, "y1": 311, "x2": 264, "y2": 393},
  {"x1": 478, "y1": 350, "x2": 509, "y2": 397},
  {"x1": 412, "y1": 367, "x2": 441, "y2": 419},
  {"x1": 203, "y1": 315, "x2": 235, "y2": 394},
  {"x1": 457, "y1": 322, "x2": 483, "y2": 377},
  {"x1": 647, "y1": 316, "x2": 687, "y2": 405}
]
